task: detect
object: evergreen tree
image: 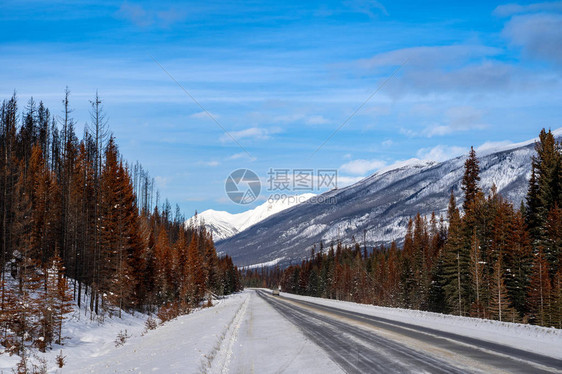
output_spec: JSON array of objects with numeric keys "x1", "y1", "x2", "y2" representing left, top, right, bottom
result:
[
  {"x1": 443, "y1": 191, "x2": 470, "y2": 315},
  {"x1": 527, "y1": 250, "x2": 552, "y2": 326},
  {"x1": 526, "y1": 129, "x2": 561, "y2": 246},
  {"x1": 461, "y1": 146, "x2": 481, "y2": 212},
  {"x1": 186, "y1": 232, "x2": 206, "y2": 304},
  {"x1": 503, "y1": 211, "x2": 533, "y2": 316},
  {"x1": 489, "y1": 255, "x2": 515, "y2": 322},
  {"x1": 551, "y1": 269, "x2": 562, "y2": 329}
]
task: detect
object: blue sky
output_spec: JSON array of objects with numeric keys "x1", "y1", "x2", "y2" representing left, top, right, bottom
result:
[{"x1": 2, "y1": 0, "x2": 562, "y2": 214}]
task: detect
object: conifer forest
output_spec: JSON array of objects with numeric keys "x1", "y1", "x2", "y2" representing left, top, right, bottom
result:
[{"x1": 0, "y1": 92, "x2": 242, "y2": 358}]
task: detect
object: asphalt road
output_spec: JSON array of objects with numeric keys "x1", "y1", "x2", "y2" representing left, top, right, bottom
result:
[{"x1": 256, "y1": 290, "x2": 562, "y2": 374}]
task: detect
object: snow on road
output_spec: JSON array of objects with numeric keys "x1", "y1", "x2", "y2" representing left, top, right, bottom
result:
[
  {"x1": 281, "y1": 292, "x2": 562, "y2": 360},
  {"x1": 63, "y1": 290, "x2": 342, "y2": 373},
  {"x1": 228, "y1": 290, "x2": 343, "y2": 373}
]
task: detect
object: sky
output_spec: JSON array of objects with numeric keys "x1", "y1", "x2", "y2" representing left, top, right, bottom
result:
[{"x1": 1, "y1": 0, "x2": 562, "y2": 215}]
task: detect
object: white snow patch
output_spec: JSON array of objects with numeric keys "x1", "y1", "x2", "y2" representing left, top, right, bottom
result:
[
  {"x1": 188, "y1": 193, "x2": 315, "y2": 241},
  {"x1": 243, "y1": 257, "x2": 285, "y2": 269}
]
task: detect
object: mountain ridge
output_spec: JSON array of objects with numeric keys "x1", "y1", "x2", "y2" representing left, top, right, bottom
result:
[
  {"x1": 188, "y1": 193, "x2": 315, "y2": 241},
  {"x1": 216, "y1": 131, "x2": 559, "y2": 267}
]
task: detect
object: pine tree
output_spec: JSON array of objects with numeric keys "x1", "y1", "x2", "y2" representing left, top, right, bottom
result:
[
  {"x1": 526, "y1": 164, "x2": 541, "y2": 239},
  {"x1": 52, "y1": 254, "x2": 73, "y2": 344},
  {"x1": 154, "y1": 227, "x2": 172, "y2": 302},
  {"x1": 489, "y1": 256, "x2": 515, "y2": 322},
  {"x1": 461, "y1": 146, "x2": 481, "y2": 212},
  {"x1": 545, "y1": 206, "x2": 562, "y2": 277},
  {"x1": 99, "y1": 138, "x2": 134, "y2": 316},
  {"x1": 469, "y1": 230, "x2": 484, "y2": 317},
  {"x1": 442, "y1": 191, "x2": 470, "y2": 315},
  {"x1": 186, "y1": 232, "x2": 206, "y2": 305},
  {"x1": 504, "y1": 211, "x2": 533, "y2": 316},
  {"x1": 203, "y1": 234, "x2": 219, "y2": 294},
  {"x1": 527, "y1": 250, "x2": 552, "y2": 326},
  {"x1": 551, "y1": 269, "x2": 562, "y2": 329},
  {"x1": 527, "y1": 129, "x2": 561, "y2": 247}
]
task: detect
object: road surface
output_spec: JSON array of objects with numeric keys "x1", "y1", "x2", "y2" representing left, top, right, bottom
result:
[{"x1": 256, "y1": 289, "x2": 562, "y2": 374}]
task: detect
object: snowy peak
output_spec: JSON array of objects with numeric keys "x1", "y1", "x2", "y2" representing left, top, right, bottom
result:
[{"x1": 188, "y1": 194, "x2": 315, "y2": 241}]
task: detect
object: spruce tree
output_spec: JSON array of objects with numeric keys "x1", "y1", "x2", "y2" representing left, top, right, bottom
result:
[
  {"x1": 442, "y1": 191, "x2": 470, "y2": 315},
  {"x1": 526, "y1": 129, "x2": 561, "y2": 247},
  {"x1": 461, "y1": 146, "x2": 481, "y2": 212},
  {"x1": 489, "y1": 255, "x2": 515, "y2": 322},
  {"x1": 527, "y1": 250, "x2": 552, "y2": 326}
]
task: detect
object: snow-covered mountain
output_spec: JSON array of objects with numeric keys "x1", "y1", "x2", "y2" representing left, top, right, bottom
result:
[
  {"x1": 188, "y1": 194, "x2": 315, "y2": 241},
  {"x1": 217, "y1": 130, "x2": 562, "y2": 267}
]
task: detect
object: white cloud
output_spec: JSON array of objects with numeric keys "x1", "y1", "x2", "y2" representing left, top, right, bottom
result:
[
  {"x1": 358, "y1": 45, "x2": 536, "y2": 97},
  {"x1": 423, "y1": 106, "x2": 487, "y2": 137},
  {"x1": 400, "y1": 127, "x2": 417, "y2": 137},
  {"x1": 340, "y1": 158, "x2": 386, "y2": 175},
  {"x1": 344, "y1": 0, "x2": 389, "y2": 17},
  {"x1": 306, "y1": 115, "x2": 330, "y2": 125},
  {"x1": 190, "y1": 111, "x2": 220, "y2": 119},
  {"x1": 220, "y1": 127, "x2": 280, "y2": 143},
  {"x1": 272, "y1": 113, "x2": 330, "y2": 125},
  {"x1": 157, "y1": 8, "x2": 189, "y2": 27},
  {"x1": 117, "y1": 2, "x2": 153, "y2": 27},
  {"x1": 494, "y1": 1, "x2": 562, "y2": 17},
  {"x1": 503, "y1": 13, "x2": 562, "y2": 65},
  {"x1": 416, "y1": 145, "x2": 467, "y2": 162},
  {"x1": 381, "y1": 139, "x2": 393, "y2": 147},
  {"x1": 227, "y1": 152, "x2": 257, "y2": 162},
  {"x1": 227, "y1": 152, "x2": 245, "y2": 160},
  {"x1": 198, "y1": 160, "x2": 220, "y2": 167},
  {"x1": 116, "y1": 2, "x2": 189, "y2": 28},
  {"x1": 425, "y1": 125, "x2": 453, "y2": 137},
  {"x1": 154, "y1": 175, "x2": 169, "y2": 188},
  {"x1": 359, "y1": 45, "x2": 501, "y2": 69}
]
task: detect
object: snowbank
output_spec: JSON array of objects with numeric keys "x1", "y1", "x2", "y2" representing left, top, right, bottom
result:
[{"x1": 0, "y1": 302, "x2": 149, "y2": 373}]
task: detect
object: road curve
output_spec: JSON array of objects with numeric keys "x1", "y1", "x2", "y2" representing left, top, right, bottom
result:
[{"x1": 256, "y1": 290, "x2": 562, "y2": 374}]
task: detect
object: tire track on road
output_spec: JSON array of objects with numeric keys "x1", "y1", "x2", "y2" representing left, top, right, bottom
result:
[{"x1": 258, "y1": 290, "x2": 470, "y2": 374}]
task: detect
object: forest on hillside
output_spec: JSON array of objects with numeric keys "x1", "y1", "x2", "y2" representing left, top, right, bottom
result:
[
  {"x1": 0, "y1": 92, "x2": 241, "y2": 360},
  {"x1": 244, "y1": 129, "x2": 562, "y2": 328}
]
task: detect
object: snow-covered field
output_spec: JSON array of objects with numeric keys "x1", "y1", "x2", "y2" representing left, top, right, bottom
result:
[
  {"x1": 281, "y1": 292, "x2": 562, "y2": 359},
  {"x1": 0, "y1": 300, "x2": 149, "y2": 373},
  {"x1": 0, "y1": 290, "x2": 342, "y2": 373}
]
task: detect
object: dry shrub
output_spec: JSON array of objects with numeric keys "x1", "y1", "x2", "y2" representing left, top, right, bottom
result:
[
  {"x1": 56, "y1": 350, "x2": 66, "y2": 368},
  {"x1": 114, "y1": 329, "x2": 131, "y2": 347}
]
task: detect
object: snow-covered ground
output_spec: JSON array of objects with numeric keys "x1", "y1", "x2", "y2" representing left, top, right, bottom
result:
[
  {"x1": 0, "y1": 301, "x2": 149, "y2": 373},
  {"x1": 228, "y1": 290, "x2": 342, "y2": 373},
  {"x1": 4, "y1": 287, "x2": 559, "y2": 373},
  {"x1": 10, "y1": 290, "x2": 341, "y2": 373},
  {"x1": 281, "y1": 292, "x2": 562, "y2": 360}
]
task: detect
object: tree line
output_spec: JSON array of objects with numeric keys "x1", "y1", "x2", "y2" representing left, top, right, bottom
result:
[
  {"x1": 0, "y1": 91, "x2": 242, "y2": 356},
  {"x1": 244, "y1": 129, "x2": 561, "y2": 328}
]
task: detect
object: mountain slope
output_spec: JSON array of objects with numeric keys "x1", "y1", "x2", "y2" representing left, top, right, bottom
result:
[
  {"x1": 216, "y1": 135, "x2": 553, "y2": 267},
  {"x1": 189, "y1": 194, "x2": 315, "y2": 241}
]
